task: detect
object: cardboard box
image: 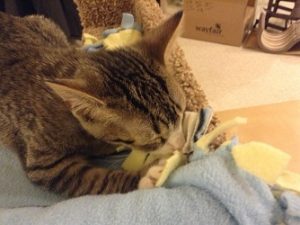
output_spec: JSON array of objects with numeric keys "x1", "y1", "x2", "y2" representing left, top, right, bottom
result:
[{"x1": 183, "y1": 0, "x2": 257, "y2": 46}]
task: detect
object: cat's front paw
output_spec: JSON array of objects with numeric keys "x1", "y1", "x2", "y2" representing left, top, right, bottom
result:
[{"x1": 138, "y1": 160, "x2": 165, "y2": 189}]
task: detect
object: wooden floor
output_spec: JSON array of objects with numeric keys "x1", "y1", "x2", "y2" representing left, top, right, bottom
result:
[{"x1": 217, "y1": 100, "x2": 300, "y2": 173}]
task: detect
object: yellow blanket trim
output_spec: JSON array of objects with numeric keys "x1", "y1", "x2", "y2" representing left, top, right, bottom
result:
[{"x1": 82, "y1": 29, "x2": 142, "y2": 49}]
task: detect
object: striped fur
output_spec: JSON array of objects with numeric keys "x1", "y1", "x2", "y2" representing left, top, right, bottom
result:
[
  {"x1": 0, "y1": 11, "x2": 185, "y2": 196},
  {"x1": 91, "y1": 49, "x2": 180, "y2": 133}
]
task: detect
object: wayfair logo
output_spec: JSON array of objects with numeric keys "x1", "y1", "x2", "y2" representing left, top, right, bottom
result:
[{"x1": 196, "y1": 23, "x2": 222, "y2": 35}]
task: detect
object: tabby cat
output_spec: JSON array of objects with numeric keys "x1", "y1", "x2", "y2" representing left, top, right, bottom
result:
[{"x1": 0, "y1": 11, "x2": 186, "y2": 196}]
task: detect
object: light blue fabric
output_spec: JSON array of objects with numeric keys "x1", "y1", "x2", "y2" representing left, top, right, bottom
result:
[
  {"x1": 102, "y1": 13, "x2": 141, "y2": 38},
  {"x1": 2, "y1": 142, "x2": 300, "y2": 225},
  {"x1": 102, "y1": 13, "x2": 135, "y2": 37},
  {"x1": 0, "y1": 149, "x2": 66, "y2": 208},
  {"x1": 120, "y1": 13, "x2": 135, "y2": 29}
]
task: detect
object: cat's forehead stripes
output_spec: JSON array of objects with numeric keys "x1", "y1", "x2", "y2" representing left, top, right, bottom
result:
[{"x1": 93, "y1": 49, "x2": 179, "y2": 133}]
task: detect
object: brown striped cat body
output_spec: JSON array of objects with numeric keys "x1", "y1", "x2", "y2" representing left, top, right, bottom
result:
[{"x1": 0, "y1": 11, "x2": 186, "y2": 196}]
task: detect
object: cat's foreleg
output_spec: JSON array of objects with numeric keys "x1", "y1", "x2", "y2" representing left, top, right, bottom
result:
[{"x1": 26, "y1": 153, "x2": 140, "y2": 196}]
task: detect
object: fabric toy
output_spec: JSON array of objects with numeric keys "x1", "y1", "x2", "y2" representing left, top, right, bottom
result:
[
  {"x1": 122, "y1": 113, "x2": 240, "y2": 187},
  {"x1": 123, "y1": 112, "x2": 300, "y2": 192},
  {"x1": 121, "y1": 108, "x2": 213, "y2": 173}
]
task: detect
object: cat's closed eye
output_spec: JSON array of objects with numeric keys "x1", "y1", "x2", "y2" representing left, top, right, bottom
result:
[
  {"x1": 111, "y1": 139, "x2": 135, "y2": 144},
  {"x1": 137, "y1": 137, "x2": 167, "y2": 151}
]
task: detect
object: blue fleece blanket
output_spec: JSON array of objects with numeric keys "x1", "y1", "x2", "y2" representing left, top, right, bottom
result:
[{"x1": 0, "y1": 143, "x2": 299, "y2": 225}]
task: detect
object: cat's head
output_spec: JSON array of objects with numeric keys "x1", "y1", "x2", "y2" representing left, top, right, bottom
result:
[{"x1": 47, "y1": 11, "x2": 187, "y2": 152}]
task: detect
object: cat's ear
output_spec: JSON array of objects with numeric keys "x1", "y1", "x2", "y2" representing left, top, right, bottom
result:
[
  {"x1": 46, "y1": 79, "x2": 104, "y2": 119},
  {"x1": 140, "y1": 11, "x2": 183, "y2": 64}
]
